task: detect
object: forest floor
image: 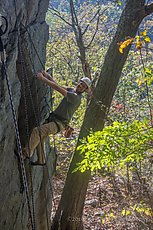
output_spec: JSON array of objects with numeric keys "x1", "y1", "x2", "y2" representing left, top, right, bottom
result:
[{"x1": 50, "y1": 133, "x2": 153, "y2": 230}]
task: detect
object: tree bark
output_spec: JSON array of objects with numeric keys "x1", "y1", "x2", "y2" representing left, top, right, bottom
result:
[{"x1": 51, "y1": 1, "x2": 153, "y2": 229}]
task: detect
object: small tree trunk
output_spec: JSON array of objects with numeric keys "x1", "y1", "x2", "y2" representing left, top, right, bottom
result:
[{"x1": 52, "y1": 169, "x2": 90, "y2": 230}]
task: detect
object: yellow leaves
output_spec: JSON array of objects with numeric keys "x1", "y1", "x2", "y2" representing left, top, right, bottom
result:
[
  {"x1": 135, "y1": 68, "x2": 153, "y2": 87},
  {"x1": 136, "y1": 41, "x2": 142, "y2": 50},
  {"x1": 135, "y1": 36, "x2": 142, "y2": 50},
  {"x1": 118, "y1": 30, "x2": 151, "y2": 54},
  {"x1": 140, "y1": 30, "x2": 147, "y2": 36},
  {"x1": 144, "y1": 36, "x2": 151, "y2": 43},
  {"x1": 101, "y1": 212, "x2": 116, "y2": 225},
  {"x1": 135, "y1": 30, "x2": 151, "y2": 49},
  {"x1": 118, "y1": 38, "x2": 134, "y2": 54},
  {"x1": 139, "y1": 30, "x2": 151, "y2": 44},
  {"x1": 136, "y1": 79, "x2": 142, "y2": 86},
  {"x1": 121, "y1": 209, "x2": 131, "y2": 216},
  {"x1": 109, "y1": 212, "x2": 115, "y2": 218},
  {"x1": 132, "y1": 204, "x2": 153, "y2": 217},
  {"x1": 144, "y1": 209, "x2": 153, "y2": 217}
]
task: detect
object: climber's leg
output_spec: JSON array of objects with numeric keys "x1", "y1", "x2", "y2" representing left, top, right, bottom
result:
[{"x1": 23, "y1": 122, "x2": 64, "y2": 162}]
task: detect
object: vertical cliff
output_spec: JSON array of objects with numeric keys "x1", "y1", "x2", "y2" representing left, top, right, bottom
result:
[{"x1": 0, "y1": 0, "x2": 54, "y2": 229}]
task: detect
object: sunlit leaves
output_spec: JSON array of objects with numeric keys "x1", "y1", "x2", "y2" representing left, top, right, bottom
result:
[
  {"x1": 115, "y1": 0, "x2": 122, "y2": 6},
  {"x1": 135, "y1": 79, "x2": 142, "y2": 86},
  {"x1": 131, "y1": 203, "x2": 153, "y2": 217},
  {"x1": 77, "y1": 120, "x2": 153, "y2": 173},
  {"x1": 118, "y1": 38, "x2": 134, "y2": 54},
  {"x1": 120, "y1": 202, "x2": 152, "y2": 218},
  {"x1": 135, "y1": 30, "x2": 151, "y2": 50},
  {"x1": 118, "y1": 30, "x2": 151, "y2": 54},
  {"x1": 121, "y1": 209, "x2": 131, "y2": 216},
  {"x1": 140, "y1": 30, "x2": 151, "y2": 43},
  {"x1": 144, "y1": 36, "x2": 151, "y2": 43},
  {"x1": 101, "y1": 200, "x2": 153, "y2": 226},
  {"x1": 135, "y1": 36, "x2": 142, "y2": 50},
  {"x1": 135, "y1": 68, "x2": 153, "y2": 87}
]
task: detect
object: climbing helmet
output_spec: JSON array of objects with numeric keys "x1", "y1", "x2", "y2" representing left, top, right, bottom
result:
[{"x1": 80, "y1": 77, "x2": 92, "y2": 89}]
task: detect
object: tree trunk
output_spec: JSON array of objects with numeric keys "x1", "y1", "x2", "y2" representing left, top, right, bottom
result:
[{"x1": 51, "y1": 1, "x2": 153, "y2": 229}]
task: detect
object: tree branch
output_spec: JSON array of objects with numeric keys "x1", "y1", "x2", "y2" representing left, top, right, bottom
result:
[
  {"x1": 70, "y1": 0, "x2": 79, "y2": 27},
  {"x1": 70, "y1": 0, "x2": 85, "y2": 62},
  {"x1": 85, "y1": 16, "x2": 100, "y2": 49},
  {"x1": 82, "y1": 7, "x2": 101, "y2": 36},
  {"x1": 48, "y1": 6, "x2": 72, "y2": 27}
]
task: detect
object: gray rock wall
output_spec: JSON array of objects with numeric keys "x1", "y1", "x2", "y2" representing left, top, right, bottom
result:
[{"x1": 0, "y1": 0, "x2": 55, "y2": 229}]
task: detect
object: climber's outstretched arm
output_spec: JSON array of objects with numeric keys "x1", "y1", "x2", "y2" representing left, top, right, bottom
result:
[{"x1": 36, "y1": 71, "x2": 67, "y2": 97}]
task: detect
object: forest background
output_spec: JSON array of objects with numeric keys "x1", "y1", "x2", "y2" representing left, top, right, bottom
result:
[{"x1": 45, "y1": 0, "x2": 153, "y2": 229}]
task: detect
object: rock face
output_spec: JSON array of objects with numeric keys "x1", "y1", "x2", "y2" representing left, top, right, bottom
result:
[{"x1": 0, "y1": 1, "x2": 55, "y2": 229}]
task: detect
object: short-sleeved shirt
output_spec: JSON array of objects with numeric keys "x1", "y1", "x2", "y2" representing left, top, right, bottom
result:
[{"x1": 53, "y1": 88, "x2": 82, "y2": 124}]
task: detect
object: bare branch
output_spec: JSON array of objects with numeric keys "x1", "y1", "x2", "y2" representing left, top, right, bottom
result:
[
  {"x1": 70, "y1": 0, "x2": 79, "y2": 27},
  {"x1": 69, "y1": 0, "x2": 77, "y2": 32},
  {"x1": 50, "y1": 47, "x2": 76, "y2": 75},
  {"x1": 48, "y1": 5, "x2": 72, "y2": 27},
  {"x1": 85, "y1": 16, "x2": 100, "y2": 49},
  {"x1": 82, "y1": 7, "x2": 101, "y2": 36},
  {"x1": 69, "y1": 0, "x2": 85, "y2": 61}
]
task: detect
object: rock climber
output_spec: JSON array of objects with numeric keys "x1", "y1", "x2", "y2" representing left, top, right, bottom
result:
[{"x1": 23, "y1": 70, "x2": 92, "y2": 165}]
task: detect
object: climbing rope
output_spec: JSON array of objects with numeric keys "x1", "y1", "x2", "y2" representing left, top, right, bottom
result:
[
  {"x1": 14, "y1": 1, "x2": 53, "y2": 228},
  {"x1": 17, "y1": 31, "x2": 36, "y2": 228},
  {"x1": 17, "y1": 27, "x2": 51, "y2": 229},
  {"x1": 14, "y1": 12, "x2": 54, "y2": 230},
  {"x1": 0, "y1": 16, "x2": 34, "y2": 230},
  {"x1": 14, "y1": 0, "x2": 36, "y2": 230},
  {"x1": 28, "y1": 42, "x2": 55, "y2": 229}
]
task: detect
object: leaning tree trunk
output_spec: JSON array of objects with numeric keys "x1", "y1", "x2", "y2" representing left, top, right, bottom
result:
[{"x1": 51, "y1": 1, "x2": 153, "y2": 229}]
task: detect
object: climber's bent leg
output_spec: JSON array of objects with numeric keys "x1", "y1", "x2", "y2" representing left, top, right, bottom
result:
[
  {"x1": 26, "y1": 122, "x2": 64, "y2": 161},
  {"x1": 34, "y1": 120, "x2": 65, "y2": 164},
  {"x1": 35, "y1": 138, "x2": 46, "y2": 165}
]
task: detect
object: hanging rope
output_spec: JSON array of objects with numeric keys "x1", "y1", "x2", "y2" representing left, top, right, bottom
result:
[
  {"x1": 28, "y1": 46, "x2": 54, "y2": 229},
  {"x1": 13, "y1": 1, "x2": 36, "y2": 228},
  {"x1": 21, "y1": 22, "x2": 53, "y2": 108},
  {"x1": 17, "y1": 31, "x2": 36, "y2": 229},
  {"x1": 15, "y1": 12, "x2": 54, "y2": 230},
  {"x1": 16, "y1": 24, "x2": 51, "y2": 229},
  {"x1": 13, "y1": 7, "x2": 50, "y2": 227},
  {"x1": 0, "y1": 18, "x2": 34, "y2": 230}
]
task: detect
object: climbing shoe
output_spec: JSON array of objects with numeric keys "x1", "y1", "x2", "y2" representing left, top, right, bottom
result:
[{"x1": 30, "y1": 161, "x2": 46, "y2": 166}]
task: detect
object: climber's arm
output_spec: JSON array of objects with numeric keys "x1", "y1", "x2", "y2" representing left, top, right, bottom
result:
[
  {"x1": 41, "y1": 71, "x2": 55, "y2": 82},
  {"x1": 41, "y1": 71, "x2": 67, "y2": 90},
  {"x1": 36, "y1": 72, "x2": 67, "y2": 97}
]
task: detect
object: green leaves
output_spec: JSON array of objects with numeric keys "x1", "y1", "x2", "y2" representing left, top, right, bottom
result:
[
  {"x1": 115, "y1": 0, "x2": 122, "y2": 6},
  {"x1": 76, "y1": 120, "x2": 153, "y2": 173}
]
